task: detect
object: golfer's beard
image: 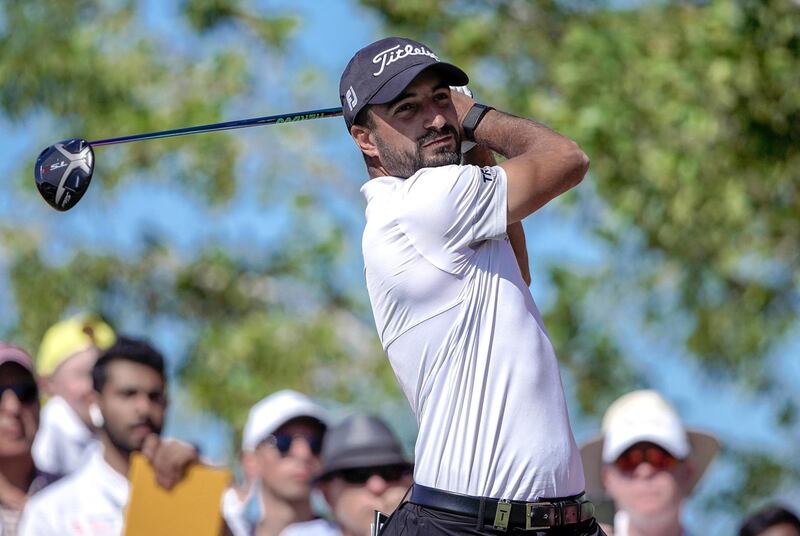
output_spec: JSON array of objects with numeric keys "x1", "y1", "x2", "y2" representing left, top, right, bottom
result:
[{"x1": 377, "y1": 125, "x2": 462, "y2": 179}]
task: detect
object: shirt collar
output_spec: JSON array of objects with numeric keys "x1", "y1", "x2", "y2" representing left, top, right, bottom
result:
[{"x1": 87, "y1": 446, "x2": 130, "y2": 509}]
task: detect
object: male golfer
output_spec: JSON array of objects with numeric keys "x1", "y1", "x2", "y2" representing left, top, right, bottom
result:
[{"x1": 341, "y1": 37, "x2": 601, "y2": 535}]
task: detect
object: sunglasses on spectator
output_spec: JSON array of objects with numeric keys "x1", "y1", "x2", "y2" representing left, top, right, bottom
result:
[
  {"x1": 335, "y1": 464, "x2": 411, "y2": 484},
  {"x1": 613, "y1": 444, "x2": 679, "y2": 473},
  {"x1": 0, "y1": 382, "x2": 38, "y2": 405},
  {"x1": 261, "y1": 433, "x2": 323, "y2": 456}
]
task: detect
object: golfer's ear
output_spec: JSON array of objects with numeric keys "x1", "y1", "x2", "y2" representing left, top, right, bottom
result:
[{"x1": 351, "y1": 124, "x2": 379, "y2": 158}]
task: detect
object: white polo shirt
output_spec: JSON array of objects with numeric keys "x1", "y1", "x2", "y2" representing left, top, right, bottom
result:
[
  {"x1": 360, "y1": 164, "x2": 584, "y2": 501},
  {"x1": 33, "y1": 395, "x2": 98, "y2": 476},
  {"x1": 19, "y1": 446, "x2": 128, "y2": 536}
]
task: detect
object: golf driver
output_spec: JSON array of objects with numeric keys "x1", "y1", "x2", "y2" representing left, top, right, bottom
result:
[{"x1": 34, "y1": 107, "x2": 343, "y2": 211}]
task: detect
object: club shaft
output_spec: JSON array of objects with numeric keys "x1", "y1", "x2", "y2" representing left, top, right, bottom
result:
[{"x1": 88, "y1": 107, "x2": 343, "y2": 147}]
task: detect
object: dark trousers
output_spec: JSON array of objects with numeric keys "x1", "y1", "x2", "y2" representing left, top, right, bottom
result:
[{"x1": 380, "y1": 502, "x2": 607, "y2": 536}]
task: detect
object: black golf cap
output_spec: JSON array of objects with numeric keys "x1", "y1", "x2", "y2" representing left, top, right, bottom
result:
[
  {"x1": 315, "y1": 414, "x2": 413, "y2": 481},
  {"x1": 339, "y1": 37, "x2": 469, "y2": 130}
]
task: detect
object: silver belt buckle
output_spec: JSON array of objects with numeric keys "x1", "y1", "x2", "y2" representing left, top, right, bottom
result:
[{"x1": 493, "y1": 499, "x2": 511, "y2": 531}]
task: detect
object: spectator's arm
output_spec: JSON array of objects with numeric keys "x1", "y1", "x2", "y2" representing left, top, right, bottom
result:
[{"x1": 141, "y1": 434, "x2": 200, "y2": 490}]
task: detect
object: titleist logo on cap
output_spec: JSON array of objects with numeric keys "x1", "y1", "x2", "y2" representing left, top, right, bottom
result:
[{"x1": 372, "y1": 44, "x2": 440, "y2": 77}]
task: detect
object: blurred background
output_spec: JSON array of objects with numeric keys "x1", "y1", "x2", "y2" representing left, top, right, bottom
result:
[{"x1": 0, "y1": 0, "x2": 798, "y2": 533}]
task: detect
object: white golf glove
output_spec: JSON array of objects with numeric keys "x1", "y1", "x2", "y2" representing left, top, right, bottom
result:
[{"x1": 451, "y1": 85, "x2": 477, "y2": 153}]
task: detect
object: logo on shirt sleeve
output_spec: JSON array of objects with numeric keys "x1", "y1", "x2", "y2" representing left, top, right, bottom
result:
[{"x1": 480, "y1": 166, "x2": 497, "y2": 183}]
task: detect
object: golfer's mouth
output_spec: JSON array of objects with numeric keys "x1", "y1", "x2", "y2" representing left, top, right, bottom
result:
[{"x1": 422, "y1": 134, "x2": 453, "y2": 148}]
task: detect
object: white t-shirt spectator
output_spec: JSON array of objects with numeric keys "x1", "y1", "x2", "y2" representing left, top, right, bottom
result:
[
  {"x1": 360, "y1": 164, "x2": 584, "y2": 501},
  {"x1": 32, "y1": 395, "x2": 98, "y2": 476},
  {"x1": 19, "y1": 446, "x2": 128, "y2": 536}
]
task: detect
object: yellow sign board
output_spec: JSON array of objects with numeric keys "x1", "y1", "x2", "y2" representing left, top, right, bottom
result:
[{"x1": 123, "y1": 453, "x2": 231, "y2": 536}]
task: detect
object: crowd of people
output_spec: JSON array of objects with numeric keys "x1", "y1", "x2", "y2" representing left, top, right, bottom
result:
[
  {"x1": 3, "y1": 36, "x2": 796, "y2": 536},
  {"x1": 0, "y1": 318, "x2": 795, "y2": 535}
]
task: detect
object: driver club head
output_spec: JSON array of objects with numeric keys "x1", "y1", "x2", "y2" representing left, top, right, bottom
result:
[{"x1": 34, "y1": 138, "x2": 94, "y2": 211}]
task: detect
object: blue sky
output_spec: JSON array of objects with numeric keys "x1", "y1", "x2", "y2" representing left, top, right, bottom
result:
[{"x1": 2, "y1": 1, "x2": 798, "y2": 533}]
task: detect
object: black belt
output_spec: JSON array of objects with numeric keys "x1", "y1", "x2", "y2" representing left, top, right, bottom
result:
[{"x1": 410, "y1": 483, "x2": 595, "y2": 532}]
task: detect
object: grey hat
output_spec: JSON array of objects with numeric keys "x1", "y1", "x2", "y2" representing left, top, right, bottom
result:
[{"x1": 316, "y1": 414, "x2": 413, "y2": 480}]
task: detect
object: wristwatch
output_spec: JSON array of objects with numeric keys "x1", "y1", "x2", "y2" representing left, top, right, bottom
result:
[{"x1": 462, "y1": 103, "x2": 494, "y2": 142}]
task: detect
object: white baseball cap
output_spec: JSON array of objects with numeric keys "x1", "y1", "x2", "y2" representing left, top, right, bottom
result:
[
  {"x1": 242, "y1": 390, "x2": 328, "y2": 452},
  {"x1": 601, "y1": 390, "x2": 691, "y2": 463},
  {"x1": 581, "y1": 390, "x2": 720, "y2": 494}
]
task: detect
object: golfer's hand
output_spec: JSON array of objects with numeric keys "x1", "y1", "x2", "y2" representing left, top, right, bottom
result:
[
  {"x1": 142, "y1": 434, "x2": 199, "y2": 490},
  {"x1": 450, "y1": 85, "x2": 477, "y2": 130}
]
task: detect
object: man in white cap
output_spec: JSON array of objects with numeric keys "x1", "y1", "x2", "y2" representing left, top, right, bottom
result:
[
  {"x1": 224, "y1": 390, "x2": 328, "y2": 536},
  {"x1": 580, "y1": 390, "x2": 720, "y2": 536}
]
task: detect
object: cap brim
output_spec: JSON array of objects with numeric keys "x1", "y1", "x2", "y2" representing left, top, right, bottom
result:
[
  {"x1": 580, "y1": 429, "x2": 720, "y2": 499},
  {"x1": 0, "y1": 348, "x2": 35, "y2": 377},
  {"x1": 370, "y1": 62, "x2": 469, "y2": 105},
  {"x1": 243, "y1": 413, "x2": 328, "y2": 453}
]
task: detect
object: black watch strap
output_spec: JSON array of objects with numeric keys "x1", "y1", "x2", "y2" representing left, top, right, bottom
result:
[{"x1": 462, "y1": 103, "x2": 494, "y2": 142}]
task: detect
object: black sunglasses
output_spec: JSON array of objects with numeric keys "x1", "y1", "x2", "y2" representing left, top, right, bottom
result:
[
  {"x1": 263, "y1": 432, "x2": 324, "y2": 456},
  {"x1": 336, "y1": 464, "x2": 411, "y2": 484},
  {"x1": 0, "y1": 382, "x2": 38, "y2": 404}
]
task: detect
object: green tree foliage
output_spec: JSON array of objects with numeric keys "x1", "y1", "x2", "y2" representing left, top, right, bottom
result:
[
  {"x1": 359, "y1": 0, "x2": 800, "y2": 526},
  {"x1": 0, "y1": 0, "x2": 396, "y2": 450}
]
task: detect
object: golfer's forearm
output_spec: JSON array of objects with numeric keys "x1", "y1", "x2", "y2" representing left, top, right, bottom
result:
[
  {"x1": 473, "y1": 109, "x2": 589, "y2": 190},
  {"x1": 472, "y1": 109, "x2": 589, "y2": 222},
  {"x1": 473, "y1": 109, "x2": 574, "y2": 161}
]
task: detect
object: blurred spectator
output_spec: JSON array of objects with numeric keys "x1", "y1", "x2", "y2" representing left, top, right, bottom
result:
[
  {"x1": 19, "y1": 336, "x2": 200, "y2": 536},
  {"x1": 33, "y1": 315, "x2": 115, "y2": 475},
  {"x1": 739, "y1": 504, "x2": 800, "y2": 536},
  {"x1": 0, "y1": 343, "x2": 60, "y2": 536},
  {"x1": 281, "y1": 414, "x2": 413, "y2": 536},
  {"x1": 581, "y1": 390, "x2": 719, "y2": 536},
  {"x1": 224, "y1": 390, "x2": 328, "y2": 536}
]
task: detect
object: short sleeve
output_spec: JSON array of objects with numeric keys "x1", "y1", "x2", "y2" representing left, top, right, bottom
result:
[{"x1": 396, "y1": 164, "x2": 507, "y2": 275}]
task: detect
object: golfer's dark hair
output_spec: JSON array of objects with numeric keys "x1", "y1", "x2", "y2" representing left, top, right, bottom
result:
[
  {"x1": 353, "y1": 106, "x2": 376, "y2": 167},
  {"x1": 354, "y1": 105, "x2": 374, "y2": 129},
  {"x1": 92, "y1": 335, "x2": 166, "y2": 393},
  {"x1": 739, "y1": 504, "x2": 800, "y2": 536}
]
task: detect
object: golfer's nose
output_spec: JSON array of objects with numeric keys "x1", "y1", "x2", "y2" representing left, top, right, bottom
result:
[{"x1": 425, "y1": 107, "x2": 447, "y2": 130}]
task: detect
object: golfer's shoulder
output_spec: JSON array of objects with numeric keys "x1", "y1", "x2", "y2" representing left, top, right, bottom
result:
[{"x1": 404, "y1": 164, "x2": 481, "y2": 197}]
